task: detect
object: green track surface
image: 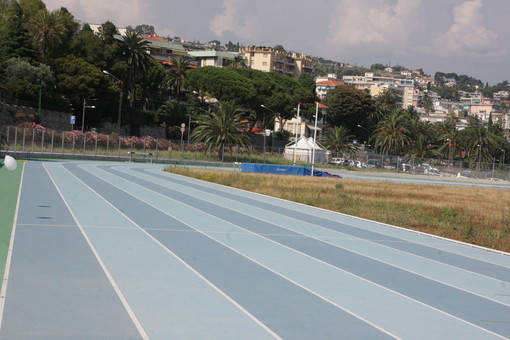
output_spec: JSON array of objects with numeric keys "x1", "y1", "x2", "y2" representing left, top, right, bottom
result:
[{"x1": 0, "y1": 160, "x2": 23, "y2": 289}]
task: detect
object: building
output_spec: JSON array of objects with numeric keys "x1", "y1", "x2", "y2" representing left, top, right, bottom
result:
[
  {"x1": 315, "y1": 74, "x2": 344, "y2": 99},
  {"x1": 342, "y1": 73, "x2": 414, "y2": 108},
  {"x1": 239, "y1": 46, "x2": 314, "y2": 78},
  {"x1": 140, "y1": 34, "x2": 189, "y2": 66},
  {"x1": 274, "y1": 103, "x2": 328, "y2": 139},
  {"x1": 187, "y1": 51, "x2": 240, "y2": 68}
]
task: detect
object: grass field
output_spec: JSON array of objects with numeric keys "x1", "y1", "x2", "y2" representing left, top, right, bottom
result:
[{"x1": 165, "y1": 167, "x2": 510, "y2": 253}]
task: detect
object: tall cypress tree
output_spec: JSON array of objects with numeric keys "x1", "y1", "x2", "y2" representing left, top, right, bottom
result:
[{"x1": 0, "y1": 1, "x2": 37, "y2": 64}]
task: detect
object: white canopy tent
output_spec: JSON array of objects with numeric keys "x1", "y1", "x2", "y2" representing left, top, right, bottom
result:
[{"x1": 284, "y1": 137, "x2": 330, "y2": 164}]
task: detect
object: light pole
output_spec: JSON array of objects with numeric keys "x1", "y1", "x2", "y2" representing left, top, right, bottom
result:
[
  {"x1": 261, "y1": 104, "x2": 277, "y2": 157},
  {"x1": 81, "y1": 98, "x2": 95, "y2": 132},
  {"x1": 477, "y1": 144, "x2": 481, "y2": 171},
  {"x1": 357, "y1": 124, "x2": 371, "y2": 145},
  {"x1": 293, "y1": 103, "x2": 301, "y2": 165},
  {"x1": 103, "y1": 70, "x2": 123, "y2": 136}
]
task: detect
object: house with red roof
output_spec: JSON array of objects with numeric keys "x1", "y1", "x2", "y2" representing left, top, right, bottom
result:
[{"x1": 315, "y1": 75, "x2": 344, "y2": 98}]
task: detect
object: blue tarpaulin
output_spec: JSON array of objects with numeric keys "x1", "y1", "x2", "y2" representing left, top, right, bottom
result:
[{"x1": 241, "y1": 163, "x2": 341, "y2": 178}]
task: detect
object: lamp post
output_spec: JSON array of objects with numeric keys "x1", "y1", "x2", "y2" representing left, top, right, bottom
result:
[
  {"x1": 81, "y1": 99, "x2": 95, "y2": 132},
  {"x1": 261, "y1": 104, "x2": 277, "y2": 157},
  {"x1": 477, "y1": 144, "x2": 481, "y2": 172},
  {"x1": 357, "y1": 124, "x2": 371, "y2": 145},
  {"x1": 103, "y1": 70, "x2": 123, "y2": 136}
]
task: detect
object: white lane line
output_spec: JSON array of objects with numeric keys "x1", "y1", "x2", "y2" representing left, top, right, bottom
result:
[
  {"x1": 104, "y1": 164, "x2": 508, "y2": 339},
  {"x1": 139, "y1": 167, "x2": 510, "y2": 272},
  {"x1": 145, "y1": 167, "x2": 510, "y2": 263},
  {"x1": 42, "y1": 163, "x2": 149, "y2": 340},
  {"x1": 65, "y1": 163, "x2": 281, "y2": 340},
  {"x1": 126, "y1": 166, "x2": 510, "y2": 290},
  {"x1": 0, "y1": 162, "x2": 26, "y2": 327},
  {"x1": 86, "y1": 164, "x2": 402, "y2": 339}
]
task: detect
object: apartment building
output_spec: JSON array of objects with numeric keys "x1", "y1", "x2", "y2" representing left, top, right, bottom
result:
[
  {"x1": 239, "y1": 46, "x2": 314, "y2": 78},
  {"x1": 140, "y1": 34, "x2": 189, "y2": 65},
  {"x1": 187, "y1": 51, "x2": 240, "y2": 68},
  {"x1": 342, "y1": 72, "x2": 414, "y2": 108},
  {"x1": 315, "y1": 74, "x2": 344, "y2": 99}
]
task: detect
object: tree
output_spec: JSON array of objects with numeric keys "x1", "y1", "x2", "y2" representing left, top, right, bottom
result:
[
  {"x1": 134, "y1": 24, "x2": 155, "y2": 35},
  {"x1": 439, "y1": 128, "x2": 462, "y2": 161},
  {"x1": 373, "y1": 111, "x2": 411, "y2": 155},
  {"x1": 26, "y1": 9, "x2": 64, "y2": 62},
  {"x1": 0, "y1": 1, "x2": 36, "y2": 63},
  {"x1": 460, "y1": 125, "x2": 498, "y2": 168},
  {"x1": 160, "y1": 55, "x2": 190, "y2": 100},
  {"x1": 117, "y1": 29, "x2": 153, "y2": 107},
  {"x1": 371, "y1": 89, "x2": 399, "y2": 123},
  {"x1": 321, "y1": 126, "x2": 359, "y2": 157},
  {"x1": 322, "y1": 85, "x2": 375, "y2": 133},
  {"x1": 54, "y1": 55, "x2": 117, "y2": 126},
  {"x1": 405, "y1": 134, "x2": 438, "y2": 159},
  {"x1": 230, "y1": 55, "x2": 246, "y2": 68},
  {"x1": 370, "y1": 63, "x2": 386, "y2": 70},
  {"x1": 98, "y1": 21, "x2": 117, "y2": 45},
  {"x1": 3, "y1": 57, "x2": 54, "y2": 105},
  {"x1": 191, "y1": 101, "x2": 252, "y2": 160},
  {"x1": 70, "y1": 24, "x2": 105, "y2": 68}
]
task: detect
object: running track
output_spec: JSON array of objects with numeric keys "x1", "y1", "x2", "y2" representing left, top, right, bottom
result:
[{"x1": 1, "y1": 161, "x2": 509, "y2": 339}]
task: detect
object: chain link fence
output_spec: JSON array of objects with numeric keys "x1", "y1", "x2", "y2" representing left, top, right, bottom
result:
[{"x1": 1, "y1": 125, "x2": 509, "y2": 182}]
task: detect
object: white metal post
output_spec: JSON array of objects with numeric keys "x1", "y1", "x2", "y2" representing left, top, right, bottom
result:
[
  {"x1": 311, "y1": 102, "x2": 319, "y2": 176},
  {"x1": 293, "y1": 103, "x2": 300, "y2": 166}
]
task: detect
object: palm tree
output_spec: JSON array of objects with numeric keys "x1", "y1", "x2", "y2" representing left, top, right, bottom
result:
[
  {"x1": 27, "y1": 10, "x2": 64, "y2": 62},
  {"x1": 118, "y1": 29, "x2": 152, "y2": 107},
  {"x1": 191, "y1": 101, "x2": 252, "y2": 160},
  {"x1": 405, "y1": 134, "x2": 438, "y2": 159},
  {"x1": 439, "y1": 128, "x2": 462, "y2": 161},
  {"x1": 373, "y1": 112, "x2": 411, "y2": 156},
  {"x1": 160, "y1": 55, "x2": 190, "y2": 101},
  {"x1": 321, "y1": 126, "x2": 358, "y2": 157},
  {"x1": 230, "y1": 55, "x2": 247, "y2": 68},
  {"x1": 464, "y1": 126, "x2": 497, "y2": 169}
]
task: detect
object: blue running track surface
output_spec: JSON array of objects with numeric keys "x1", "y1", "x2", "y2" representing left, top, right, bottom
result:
[{"x1": 1, "y1": 161, "x2": 509, "y2": 339}]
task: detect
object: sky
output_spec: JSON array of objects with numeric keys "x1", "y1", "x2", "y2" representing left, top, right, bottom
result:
[{"x1": 44, "y1": 0, "x2": 509, "y2": 85}]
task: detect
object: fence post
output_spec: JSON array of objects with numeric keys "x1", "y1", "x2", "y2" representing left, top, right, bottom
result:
[
  {"x1": 155, "y1": 139, "x2": 159, "y2": 160},
  {"x1": 41, "y1": 129, "x2": 45, "y2": 152},
  {"x1": 31, "y1": 128, "x2": 35, "y2": 153},
  {"x1": 72, "y1": 133, "x2": 75, "y2": 154},
  {"x1": 94, "y1": 133, "x2": 98, "y2": 157},
  {"x1": 83, "y1": 132, "x2": 86, "y2": 155},
  {"x1": 61, "y1": 131, "x2": 65, "y2": 154},
  {"x1": 22, "y1": 128, "x2": 26, "y2": 152},
  {"x1": 14, "y1": 128, "x2": 18, "y2": 152},
  {"x1": 51, "y1": 130, "x2": 54, "y2": 154},
  {"x1": 106, "y1": 135, "x2": 109, "y2": 157},
  {"x1": 118, "y1": 136, "x2": 121, "y2": 158},
  {"x1": 4, "y1": 127, "x2": 9, "y2": 152}
]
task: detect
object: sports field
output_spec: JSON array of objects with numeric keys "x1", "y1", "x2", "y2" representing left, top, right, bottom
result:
[{"x1": 0, "y1": 161, "x2": 509, "y2": 339}]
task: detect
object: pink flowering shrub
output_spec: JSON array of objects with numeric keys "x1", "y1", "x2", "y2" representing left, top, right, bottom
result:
[
  {"x1": 18, "y1": 122, "x2": 46, "y2": 131},
  {"x1": 120, "y1": 136, "x2": 158, "y2": 149}
]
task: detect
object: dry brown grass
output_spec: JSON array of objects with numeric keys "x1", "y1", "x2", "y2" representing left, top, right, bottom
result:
[{"x1": 165, "y1": 167, "x2": 510, "y2": 252}]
